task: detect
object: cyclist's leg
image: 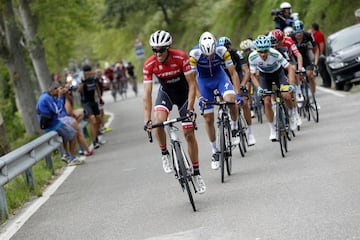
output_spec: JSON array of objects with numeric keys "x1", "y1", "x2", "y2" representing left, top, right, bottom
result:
[
  {"x1": 259, "y1": 74, "x2": 277, "y2": 140},
  {"x1": 154, "y1": 87, "x2": 172, "y2": 149},
  {"x1": 177, "y1": 98, "x2": 199, "y2": 167},
  {"x1": 154, "y1": 87, "x2": 173, "y2": 173},
  {"x1": 218, "y1": 76, "x2": 238, "y2": 129}
]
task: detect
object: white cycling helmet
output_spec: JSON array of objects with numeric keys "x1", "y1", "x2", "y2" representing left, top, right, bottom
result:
[
  {"x1": 240, "y1": 39, "x2": 253, "y2": 50},
  {"x1": 199, "y1": 32, "x2": 216, "y2": 56},
  {"x1": 280, "y1": 2, "x2": 292, "y2": 9},
  {"x1": 283, "y1": 26, "x2": 294, "y2": 36},
  {"x1": 149, "y1": 30, "x2": 172, "y2": 47}
]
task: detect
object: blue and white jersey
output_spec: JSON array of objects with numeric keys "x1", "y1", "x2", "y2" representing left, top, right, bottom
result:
[{"x1": 189, "y1": 44, "x2": 233, "y2": 79}]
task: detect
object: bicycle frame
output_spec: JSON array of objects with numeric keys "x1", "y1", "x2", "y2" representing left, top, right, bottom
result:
[
  {"x1": 263, "y1": 83, "x2": 292, "y2": 157},
  {"x1": 203, "y1": 93, "x2": 234, "y2": 183}
]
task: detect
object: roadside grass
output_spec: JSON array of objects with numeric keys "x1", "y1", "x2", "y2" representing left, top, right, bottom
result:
[{"x1": 2, "y1": 152, "x2": 66, "y2": 224}]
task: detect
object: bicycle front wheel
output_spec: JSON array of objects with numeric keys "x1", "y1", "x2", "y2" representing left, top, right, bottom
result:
[
  {"x1": 224, "y1": 124, "x2": 232, "y2": 176},
  {"x1": 276, "y1": 104, "x2": 287, "y2": 158},
  {"x1": 237, "y1": 108, "x2": 246, "y2": 157},
  {"x1": 174, "y1": 142, "x2": 196, "y2": 212},
  {"x1": 219, "y1": 121, "x2": 226, "y2": 183},
  {"x1": 308, "y1": 87, "x2": 319, "y2": 123}
]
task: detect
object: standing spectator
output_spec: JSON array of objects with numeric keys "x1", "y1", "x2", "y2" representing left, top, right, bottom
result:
[
  {"x1": 355, "y1": 8, "x2": 360, "y2": 22},
  {"x1": 310, "y1": 23, "x2": 332, "y2": 88},
  {"x1": 78, "y1": 64, "x2": 104, "y2": 149},
  {"x1": 36, "y1": 82, "x2": 83, "y2": 165},
  {"x1": 273, "y1": 2, "x2": 294, "y2": 31}
]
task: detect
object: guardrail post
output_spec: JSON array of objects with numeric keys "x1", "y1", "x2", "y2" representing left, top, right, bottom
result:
[
  {"x1": 25, "y1": 168, "x2": 35, "y2": 190},
  {"x1": 45, "y1": 154, "x2": 54, "y2": 175},
  {"x1": 0, "y1": 186, "x2": 9, "y2": 221}
]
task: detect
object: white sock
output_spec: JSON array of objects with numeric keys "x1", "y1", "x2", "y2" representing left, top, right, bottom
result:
[
  {"x1": 230, "y1": 120, "x2": 237, "y2": 130},
  {"x1": 248, "y1": 125, "x2": 252, "y2": 134},
  {"x1": 210, "y1": 141, "x2": 217, "y2": 154}
]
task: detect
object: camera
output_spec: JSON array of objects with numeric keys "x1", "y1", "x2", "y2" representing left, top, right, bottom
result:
[
  {"x1": 68, "y1": 85, "x2": 78, "y2": 92},
  {"x1": 271, "y1": 9, "x2": 283, "y2": 16}
]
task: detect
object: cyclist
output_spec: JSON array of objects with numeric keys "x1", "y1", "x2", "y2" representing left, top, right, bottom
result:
[
  {"x1": 248, "y1": 35, "x2": 297, "y2": 140},
  {"x1": 189, "y1": 31, "x2": 243, "y2": 170},
  {"x1": 218, "y1": 36, "x2": 256, "y2": 146},
  {"x1": 269, "y1": 29, "x2": 303, "y2": 127},
  {"x1": 143, "y1": 30, "x2": 206, "y2": 194},
  {"x1": 290, "y1": 20, "x2": 319, "y2": 104}
]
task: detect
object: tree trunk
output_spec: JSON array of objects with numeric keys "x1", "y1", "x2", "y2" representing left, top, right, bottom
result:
[
  {"x1": 1, "y1": 0, "x2": 40, "y2": 135},
  {"x1": 0, "y1": 112, "x2": 11, "y2": 156},
  {"x1": 157, "y1": 1, "x2": 171, "y2": 25},
  {"x1": 17, "y1": 0, "x2": 52, "y2": 92}
]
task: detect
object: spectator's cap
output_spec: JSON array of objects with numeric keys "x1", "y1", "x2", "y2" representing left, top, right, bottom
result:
[
  {"x1": 355, "y1": 8, "x2": 360, "y2": 18},
  {"x1": 82, "y1": 64, "x2": 92, "y2": 72},
  {"x1": 49, "y1": 81, "x2": 61, "y2": 91}
]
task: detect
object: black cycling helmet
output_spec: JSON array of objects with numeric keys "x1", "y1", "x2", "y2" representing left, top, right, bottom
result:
[
  {"x1": 82, "y1": 64, "x2": 92, "y2": 72},
  {"x1": 218, "y1": 36, "x2": 232, "y2": 48}
]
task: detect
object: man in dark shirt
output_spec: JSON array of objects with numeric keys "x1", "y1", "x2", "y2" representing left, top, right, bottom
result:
[{"x1": 78, "y1": 64, "x2": 104, "y2": 149}]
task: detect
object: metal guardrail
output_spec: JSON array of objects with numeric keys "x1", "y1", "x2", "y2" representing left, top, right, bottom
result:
[{"x1": 0, "y1": 131, "x2": 62, "y2": 221}]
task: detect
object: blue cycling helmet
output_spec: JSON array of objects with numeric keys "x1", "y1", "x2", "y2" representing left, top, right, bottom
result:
[
  {"x1": 293, "y1": 20, "x2": 304, "y2": 33},
  {"x1": 218, "y1": 36, "x2": 232, "y2": 47},
  {"x1": 254, "y1": 35, "x2": 271, "y2": 51}
]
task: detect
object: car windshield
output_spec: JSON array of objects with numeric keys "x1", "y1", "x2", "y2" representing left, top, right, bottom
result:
[{"x1": 327, "y1": 24, "x2": 360, "y2": 54}]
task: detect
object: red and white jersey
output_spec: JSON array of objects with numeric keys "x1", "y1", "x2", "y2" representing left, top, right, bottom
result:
[
  {"x1": 281, "y1": 36, "x2": 300, "y2": 56},
  {"x1": 143, "y1": 49, "x2": 192, "y2": 93}
]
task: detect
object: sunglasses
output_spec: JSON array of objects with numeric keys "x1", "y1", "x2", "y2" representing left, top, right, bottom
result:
[
  {"x1": 257, "y1": 50, "x2": 269, "y2": 54},
  {"x1": 152, "y1": 47, "x2": 168, "y2": 53}
]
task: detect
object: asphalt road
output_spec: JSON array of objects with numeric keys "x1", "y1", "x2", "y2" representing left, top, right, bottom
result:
[{"x1": 2, "y1": 82, "x2": 360, "y2": 240}]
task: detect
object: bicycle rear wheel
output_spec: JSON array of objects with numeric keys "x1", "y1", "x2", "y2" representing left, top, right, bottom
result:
[{"x1": 174, "y1": 142, "x2": 196, "y2": 211}]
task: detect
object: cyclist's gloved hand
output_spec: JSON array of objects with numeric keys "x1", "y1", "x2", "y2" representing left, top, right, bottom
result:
[
  {"x1": 235, "y1": 93, "x2": 244, "y2": 105},
  {"x1": 186, "y1": 109, "x2": 197, "y2": 121},
  {"x1": 288, "y1": 84, "x2": 295, "y2": 92},
  {"x1": 198, "y1": 96, "x2": 208, "y2": 108},
  {"x1": 143, "y1": 120, "x2": 152, "y2": 131},
  {"x1": 240, "y1": 85, "x2": 248, "y2": 93},
  {"x1": 257, "y1": 87, "x2": 264, "y2": 96}
]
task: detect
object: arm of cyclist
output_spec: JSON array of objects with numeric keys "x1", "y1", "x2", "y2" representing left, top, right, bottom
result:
[
  {"x1": 185, "y1": 71, "x2": 197, "y2": 118},
  {"x1": 143, "y1": 77, "x2": 153, "y2": 131},
  {"x1": 227, "y1": 64, "x2": 244, "y2": 105}
]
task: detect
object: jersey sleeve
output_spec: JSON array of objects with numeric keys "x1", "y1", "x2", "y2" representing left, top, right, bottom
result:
[
  {"x1": 248, "y1": 52, "x2": 258, "y2": 74},
  {"x1": 143, "y1": 58, "x2": 154, "y2": 83}
]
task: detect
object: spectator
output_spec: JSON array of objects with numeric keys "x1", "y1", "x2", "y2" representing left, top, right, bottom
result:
[
  {"x1": 310, "y1": 22, "x2": 332, "y2": 88},
  {"x1": 355, "y1": 8, "x2": 360, "y2": 22},
  {"x1": 58, "y1": 84, "x2": 95, "y2": 158},
  {"x1": 36, "y1": 82, "x2": 83, "y2": 165},
  {"x1": 273, "y1": 2, "x2": 294, "y2": 31},
  {"x1": 94, "y1": 68, "x2": 106, "y2": 134},
  {"x1": 78, "y1": 64, "x2": 104, "y2": 149}
]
